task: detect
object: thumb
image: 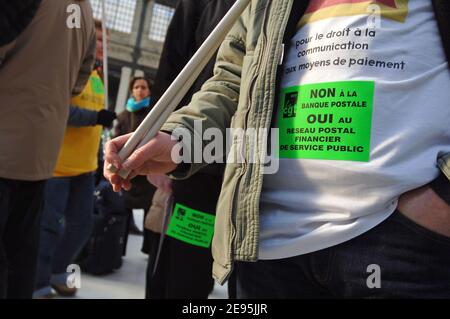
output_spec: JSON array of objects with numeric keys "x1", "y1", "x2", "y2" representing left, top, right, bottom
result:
[{"x1": 122, "y1": 132, "x2": 176, "y2": 171}]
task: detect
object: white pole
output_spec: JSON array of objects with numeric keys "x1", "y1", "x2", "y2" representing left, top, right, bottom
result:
[
  {"x1": 101, "y1": 0, "x2": 109, "y2": 110},
  {"x1": 111, "y1": 0, "x2": 251, "y2": 178},
  {"x1": 115, "y1": 67, "x2": 132, "y2": 114}
]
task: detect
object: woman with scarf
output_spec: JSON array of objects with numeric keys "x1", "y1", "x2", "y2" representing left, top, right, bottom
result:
[{"x1": 115, "y1": 77, "x2": 153, "y2": 137}]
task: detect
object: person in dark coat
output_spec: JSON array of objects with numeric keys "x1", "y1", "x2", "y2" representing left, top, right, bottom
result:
[
  {"x1": 0, "y1": 0, "x2": 95, "y2": 299},
  {"x1": 144, "y1": 0, "x2": 236, "y2": 299}
]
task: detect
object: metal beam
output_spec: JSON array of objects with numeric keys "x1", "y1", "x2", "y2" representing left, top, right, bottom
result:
[{"x1": 131, "y1": 0, "x2": 150, "y2": 74}]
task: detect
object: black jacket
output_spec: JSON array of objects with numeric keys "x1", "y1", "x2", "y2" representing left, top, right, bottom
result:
[
  {"x1": 152, "y1": 0, "x2": 236, "y2": 176},
  {"x1": 151, "y1": 0, "x2": 236, "y2": 109}
]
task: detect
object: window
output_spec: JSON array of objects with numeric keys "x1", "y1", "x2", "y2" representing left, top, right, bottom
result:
[
  {"x1": 148, "y1": 3, "x2": 175, "y2": 42},
  {"x1": 90, "y1": 0, "x2": 137, "y2": 33}
]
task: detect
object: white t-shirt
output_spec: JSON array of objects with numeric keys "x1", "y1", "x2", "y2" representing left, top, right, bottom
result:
[{"x1": 259, "y1": 0, "x2": 450, "y2": 259}]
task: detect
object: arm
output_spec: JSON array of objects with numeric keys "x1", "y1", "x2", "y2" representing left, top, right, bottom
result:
[
  {"x1": 103, "y1": 6, "x2": 250, "y2": 190},
  {"x1": 68, "y1": 106, "x2": 98, "y2": 127}
]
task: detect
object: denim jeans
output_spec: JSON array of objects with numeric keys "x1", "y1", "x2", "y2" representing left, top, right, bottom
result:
[
  {"x1": 0, "y1": 178, "x2": 46, "y2": 299},
  {"x1": 236, "y1": 210, "x2": 450, "y2": 298},
  {"x1": 34, "y1": 173, "x2": 94, "y2": 296}
]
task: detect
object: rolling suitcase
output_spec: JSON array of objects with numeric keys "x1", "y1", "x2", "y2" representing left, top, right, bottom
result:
[{"x1": 78, "y1": 180, "x2": 128, "y2": 275}]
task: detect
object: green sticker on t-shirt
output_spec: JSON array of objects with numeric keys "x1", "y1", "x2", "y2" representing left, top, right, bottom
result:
[
  {"x1": 166, "y1": 203, "x2": 215, "y2": 248},
  {"x1": 278, "y1": 81, "x2": 374, "y2": 162}
]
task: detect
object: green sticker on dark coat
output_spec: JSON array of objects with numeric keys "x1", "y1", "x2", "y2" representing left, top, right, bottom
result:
[{"x1": 166, "y1": 203, "x2": 215, "y2": 248}]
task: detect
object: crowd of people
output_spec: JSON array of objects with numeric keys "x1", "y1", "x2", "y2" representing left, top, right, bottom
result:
[{"x1": 0, "y1": 0, "x2": 449, "y2": 300}]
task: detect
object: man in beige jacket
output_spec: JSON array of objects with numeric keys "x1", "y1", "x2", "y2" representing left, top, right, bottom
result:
[
  {"x1": 105, "y1": 0, "x2": 450, "y2": 298},
  {"x1": 0, "y1": 0, "x2": 95, "y2": 298}
]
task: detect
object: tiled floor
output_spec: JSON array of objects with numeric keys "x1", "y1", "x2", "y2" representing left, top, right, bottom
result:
[{"x1": 69, "y1": 234, "x2": 147, "y2": 299}]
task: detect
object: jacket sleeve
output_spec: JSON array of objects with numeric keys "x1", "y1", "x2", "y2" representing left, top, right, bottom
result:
[
  {"x1": 161, "y1": 6, "x2": 249, "y2": 178},
  {"x1": 72, "y1": 26, "x2": 96, "y2": 96},
  {"x1": 67, "y1": 105, "x2": 98, "y2": 127}
]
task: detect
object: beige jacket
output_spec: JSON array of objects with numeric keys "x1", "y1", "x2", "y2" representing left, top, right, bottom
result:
[
  {"x1": 0, "y1": 0, "x2": 96, "y2": 181},
  {"x1": 145, "y1": 189, "x2": 172, "y2": 234}
]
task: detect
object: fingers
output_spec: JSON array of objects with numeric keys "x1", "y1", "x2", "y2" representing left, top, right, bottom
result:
[
  {"x1": 104, "y1": 133, "x2": 133, "y2": 168},
  {"x1": 122, "y1": 138, "x2": 159, "y2": 172},
  {"x1": 103, "y1": 132, "x2": 177, "y2": 192},
  {"x1": 122, "y1": 178, "x2": 132, "y2": 191},
  {"x1": 104, "y1": 163, "x2": 122, "y2": 192},
  {"x1": 122, "y1": 132, "x2": 177, "y2": 173},
  {"x1": 104, "y1": 133, "x2": 134, "y2": 192},
  {"x1": 110, "y1": 174, "x2": 123, "y2": 192},
  {"x1": 110, "y1": 177, "x2": 131, "y2": 192}
]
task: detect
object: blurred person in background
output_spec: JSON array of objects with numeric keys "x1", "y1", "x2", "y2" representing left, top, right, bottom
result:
[
  {"x1": 0, "y1": 0, "x2": 96, "y2": 299},
  {"x1": 33, "y1": 19, "x2": 116, "y2": 299}
]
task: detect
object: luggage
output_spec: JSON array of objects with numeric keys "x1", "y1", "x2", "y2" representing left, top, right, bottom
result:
[{"x1": 78, "y1": 180, "x2": 128, "y2": 275}]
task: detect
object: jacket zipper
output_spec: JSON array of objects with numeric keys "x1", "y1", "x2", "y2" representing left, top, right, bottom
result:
[
  {"x1": 242, "y1": 0, "x2": 294, "y2": 260},
  {"x1": 228, "y1": 2, "x2": 271, "y2": 267},
  {"x1": 242, "y1": 1, "x2": 271, "y2": 168}
]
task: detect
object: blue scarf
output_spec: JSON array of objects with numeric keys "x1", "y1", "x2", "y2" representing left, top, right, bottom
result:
[{"x1": 126, "y1": 97, "x2": 151, "y2": 112}]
